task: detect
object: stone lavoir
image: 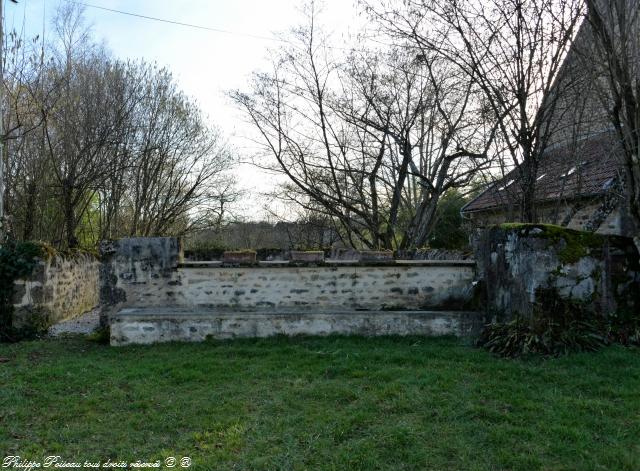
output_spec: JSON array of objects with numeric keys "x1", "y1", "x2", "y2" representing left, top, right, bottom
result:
[
  {"x1": 12, "y1": 224, "x2": 637, "y2": 345},
  {"x1": 99, "y1": 238, "x2": 483, "y2": 345}
]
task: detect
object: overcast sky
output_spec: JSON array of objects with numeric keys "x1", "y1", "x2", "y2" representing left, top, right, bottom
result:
[{"x1": 5, "y1": 0, "x2": 362, "y2": 219}]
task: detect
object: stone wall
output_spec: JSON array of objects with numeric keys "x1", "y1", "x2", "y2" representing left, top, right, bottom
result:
[
  {"x1": 475, "y1": 224, "x2": 640, "y2": 319},
  {"x1": 99, "y1": 237, "x2": 478, "y2": 322},
  {"x1": 111, "y1": 308, "x2": 482, "y2": 346},
  {"x1": 13, "y1": 252, "x2": 100, "y2": 329},
  {"x1": 170, "y1": 263, "x2": 474, "y2": 310}
]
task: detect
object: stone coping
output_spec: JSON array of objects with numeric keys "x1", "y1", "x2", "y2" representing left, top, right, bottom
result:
[
  {"x1": 180, "y1": 260, "x2": 223, "y2": 267},
  {"x1": 178, "y1": 259, "x2": 476, "y2": 268}
]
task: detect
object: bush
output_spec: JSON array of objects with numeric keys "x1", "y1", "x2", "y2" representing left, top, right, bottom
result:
[
  {"x1": 477, "y1": 317, "x2": 607, "y2": 357},
  {"x1": 477, "y1": 288, "x2": 608, "y2": 357},
  {"x1": 429, "y1": 190, "x2": 470, "y2": 250},
  {"x1": 607, "y1": 309, "x2": 640, "y2": 346},
  {"x1": 184, "y1": 241, "x2": 227, "y2": 261},
  {"x1": 86, "y1": 326, "x2": 110, "y2": 344},
  {"x1": 0, "y1": 240, "x2": 46, "y2": 342}
]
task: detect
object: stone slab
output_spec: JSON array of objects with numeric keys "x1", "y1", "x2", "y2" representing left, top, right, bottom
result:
[{"x1": 110, "y1": 307, "x2": 484, "y2": 346}]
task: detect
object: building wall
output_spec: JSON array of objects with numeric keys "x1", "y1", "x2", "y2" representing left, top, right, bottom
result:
[
  {"x1": 13, "y1": 252, "x2": 100, "y2": 329},
  {"x1": 545, "y1": 0, "x2": 640, "y2": 149},
  {"x1": 466, "y1": 201, "x2": 626, "y2": 236}
]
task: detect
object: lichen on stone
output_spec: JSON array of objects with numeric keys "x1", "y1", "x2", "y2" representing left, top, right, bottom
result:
[{"x1": 497, "y1": 223, "x2": 604, "y2": 264}]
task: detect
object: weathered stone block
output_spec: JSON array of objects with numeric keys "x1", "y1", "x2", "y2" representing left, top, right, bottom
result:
[
  {"x1": 12, "y1": 252, "x2": 100, "y2": 330},
  {"x1": 290, "y1": 251, "x2": 324, "y2": 263},
  {"x1": 223, "y1": 251, "x2": 257, "y2": 264},
  {"x1": 111, "y1": 308, "x2": 484, "y2": 346},
  {"x1": 475, "y1": 224, "x2": 640, "y2": 319},
  {"x1": 12, "y1": 280, "x2": 27, "y2": 304}
]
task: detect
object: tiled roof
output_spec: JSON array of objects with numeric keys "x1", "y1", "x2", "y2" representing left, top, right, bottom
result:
[{"x1": 462, "y1": 132, "x2": 623, "y2": 213}]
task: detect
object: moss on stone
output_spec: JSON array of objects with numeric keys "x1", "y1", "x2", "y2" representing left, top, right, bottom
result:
[
  {"x1": 32, "y1": 241, "x2": 57, "y2": 260},
  {"x1": 0, "y1": 241, "x2": 48, "y2": 341},
  {"x1": 29, "y1": 241, "x2": 100, "y2": 261},
  {"x1": 57, "y1": 246, "x2": 100, "y2": 260},
  {"x1": 496, "y1": 223, "x2": 605, "y2": 264}
]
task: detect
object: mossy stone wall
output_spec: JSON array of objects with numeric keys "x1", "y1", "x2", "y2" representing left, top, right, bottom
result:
[
  {"x1": 475, "y1": 224, "x2": 640, "y2": 319},
  {"x1": 12, "y1": 252, "x2": 100, "y2": 329}
]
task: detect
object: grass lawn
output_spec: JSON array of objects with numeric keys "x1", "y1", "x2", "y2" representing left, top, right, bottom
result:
[{"x1": 1, "y1": 336, "x2": 639, "y2": 470}]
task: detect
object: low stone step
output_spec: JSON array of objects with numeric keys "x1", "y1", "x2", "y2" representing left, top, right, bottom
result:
[{"x1": 110, "y1": 307, "x2": 484, "y2": 346}]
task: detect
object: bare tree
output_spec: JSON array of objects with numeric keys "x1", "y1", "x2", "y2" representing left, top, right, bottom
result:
[
  {"x1": 42, "y1": 56, "x2": 135, "y2": 246},
  {"x1": 367, "y1": 0, "x2": 584, "y2": 222},
  {"x1": 3, "y1": 4, "x2": 238, "y2": 248},
  {"x1": 1, "y1": 22, "x2": 56, "y2": 240},
  {"x1": 232, "y1": 4, "x2": 492, "y2": 249},
  {"x1": 340, "y1": 49, "x2": 493, "y2": 248},
  {"x1": 37, "y1": 4, "x2": 135, "y2": 247},
  {"x1": 113, "y1": 65, "x2": 235, "y2": 237}
]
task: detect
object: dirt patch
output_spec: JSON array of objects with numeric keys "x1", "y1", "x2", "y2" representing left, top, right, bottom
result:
[{"x1": 48, "y1": 307, "x2": 100, "y2": 336}]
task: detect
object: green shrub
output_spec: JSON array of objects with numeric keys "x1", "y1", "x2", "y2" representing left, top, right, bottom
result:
[
  {"x1": 477, "y1": 288, "x2": 608, "y2": 357},
  {"x1": 429, "y1": 190, "x2": 470, "y2": 250},
  {"x1": 86, "y1": 326, "x2": 110, "y2": 344},
  {"x1": 606, "y1": 309, "x2": 640, "y2": 346},
  {"x1": 184, "y1": 241, "x2": 227, "y2": 261},
  {"x1": 478, "y1": 317, "x2": 607, "y2": 357},
  {"x1": 0, "y1": 240, "x2": 46, "y2": 342}
]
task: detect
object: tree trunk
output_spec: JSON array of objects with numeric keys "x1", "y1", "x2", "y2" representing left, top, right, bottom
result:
[
  {"x1": 520, "y1": 159, "x2": 538, "y2": 223},
  {"x1": 413, "y1": 197, "x2": 440, "y2": 248},
  {"x1": 62, "y1": 187, "x2": 77, "y2": 248},
  {"x1": 22, "y1": 181, "x2": 37, "y2": 241}
]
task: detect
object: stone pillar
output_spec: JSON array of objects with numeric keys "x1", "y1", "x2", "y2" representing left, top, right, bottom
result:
[
  {"x1": 99, "y1": 237, "x2": 182, "y2": 327},
  {"x1": 475, "y1": 224, "x2": 640, "y2": 320}
]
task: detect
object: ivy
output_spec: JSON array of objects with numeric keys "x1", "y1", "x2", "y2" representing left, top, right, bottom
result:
[{"x1": 0, "y1": 240, "x2": 46, "y2": 342}]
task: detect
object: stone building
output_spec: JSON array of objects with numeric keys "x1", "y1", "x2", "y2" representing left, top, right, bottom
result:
[
  {"x1": 462, "y1": 3, "x2": 638, "y2": 238},
  {"x1": 461, "y1": 131, "x2": 634, "y2": 236}
]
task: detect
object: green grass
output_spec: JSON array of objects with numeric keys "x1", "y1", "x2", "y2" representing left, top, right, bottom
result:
[{"x1": 1, "y1": 336, "x2": 639, "y2": 470}]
